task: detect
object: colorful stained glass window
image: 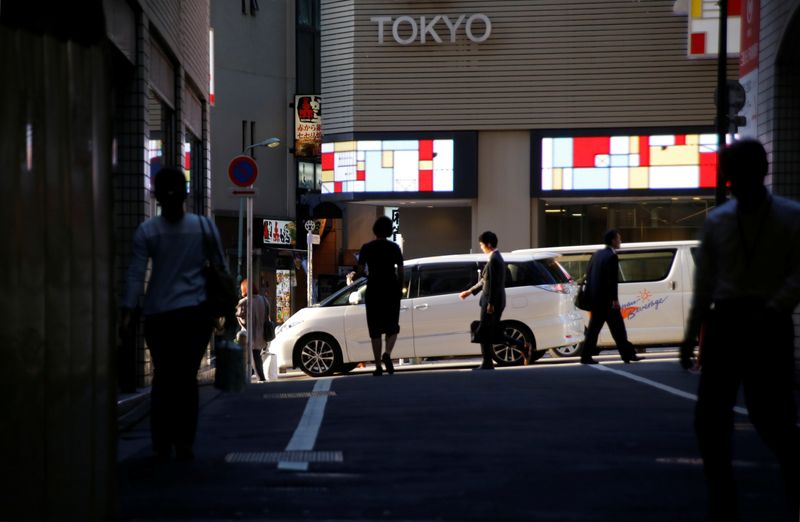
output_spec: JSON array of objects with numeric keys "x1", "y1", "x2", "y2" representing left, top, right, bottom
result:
[
  {"x1": 540, "y1": 133, "x2": 719, "y2": 191},
  {"x1": 320, "y1": 139, "x2": 454, "y2": 194}
]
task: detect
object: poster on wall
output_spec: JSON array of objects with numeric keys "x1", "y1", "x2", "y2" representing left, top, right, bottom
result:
[
  {"x1": 294, "y1": 95, "x2": 322, "y2": 158},
  {"x1": 275, "y1": 269, "x2": 293, "y2": 324}
]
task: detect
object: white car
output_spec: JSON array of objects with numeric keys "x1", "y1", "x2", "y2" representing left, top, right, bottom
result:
[
  {"x1": 273, "y1": 252, "x2": 585, "y2": 377},
  {"x1": 513, "y1": 241, "x2": 699, "y2": 357}
]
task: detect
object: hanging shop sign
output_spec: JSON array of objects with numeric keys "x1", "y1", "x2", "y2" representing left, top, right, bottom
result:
[
  {"x1": 294, "y1": 95, "x2": 322, "y2": 158},
  {"x1": 370, "y1": 14, "x2": 491, "y2": 45},
  {"x1": 263, "y1": 219, "x2": 296, "y2": 246}
]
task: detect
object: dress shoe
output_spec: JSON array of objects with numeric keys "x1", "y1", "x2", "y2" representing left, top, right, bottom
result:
[
  {"x1": 372, "y1": 367, "x2": 383, "y2": 376},
  {"x1": 622, "y1": 354, "x2": 643, "y2": 363},
  {"x1": 580, "y1": 357, "x2": 599, "y2": 365},
  {"x1": 382, "y1": 353, "x2": 395, "y2": 375}
]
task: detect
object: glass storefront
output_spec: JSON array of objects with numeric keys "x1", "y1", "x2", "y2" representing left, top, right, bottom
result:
[{"x1": 542, "y1": 196, "x2": 713, "y2": 247}]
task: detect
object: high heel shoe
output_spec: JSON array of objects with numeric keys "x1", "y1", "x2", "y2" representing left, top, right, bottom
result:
[
  {"x1": 382, "y1": 353, "x2": 395, "y2": 374},
  {"x1": 372, "y1": 366, "x2": 383, "y2": 376}
]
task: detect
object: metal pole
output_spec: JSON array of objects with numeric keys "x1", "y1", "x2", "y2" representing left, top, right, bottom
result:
[
  {"x1": 236, "y1": 198, "x2": 244, "y2": 282},
  {"x1": 245, "y1": 195, "x2": 254, "y2": 383},
  {"x1": 715, "y1": 0, "x2": 729, "y2": 206},
  {"x1": 307, "y1": 227, "x2": 313, "y2": 306}
]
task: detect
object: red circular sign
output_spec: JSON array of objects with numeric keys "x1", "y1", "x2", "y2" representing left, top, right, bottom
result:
[{"x1": 228, "y1": 155, "x2": 259, "y2": 187}]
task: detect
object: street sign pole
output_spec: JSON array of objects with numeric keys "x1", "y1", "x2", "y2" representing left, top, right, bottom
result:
[
  {"x1": 245, "y1": 194, "x2": 254, "y2": 383},
  {"x1": 305, "y1": 220, "x2": 314, "y2": 306},
  {"x1": 715, "y1": 0, "x2": 729, "y2": 207}
]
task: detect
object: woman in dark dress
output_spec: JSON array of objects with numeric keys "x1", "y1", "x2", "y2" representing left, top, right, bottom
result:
[{"x1": 357, "y1": 216, "x2": 404, "y2": 376}]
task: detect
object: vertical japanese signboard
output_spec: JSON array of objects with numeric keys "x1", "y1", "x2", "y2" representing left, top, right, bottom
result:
[
  {"x1": 738, "y1": 0, "x2": 759, "y2": 137},
  {"x1": 294, "y1": 95, "x2": 322, "y2": 158}
]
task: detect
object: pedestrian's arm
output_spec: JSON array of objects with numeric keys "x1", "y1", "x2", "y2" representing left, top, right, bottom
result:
[
  {"x1": 684, "y1": 222, "x2": 715, "y2": 346},
  {"x1": 122, "y1": 226, "x2": 148, "y2": 311},
  {"x1": 767, "y1": 223, "x2": 800, "y2": 313}
]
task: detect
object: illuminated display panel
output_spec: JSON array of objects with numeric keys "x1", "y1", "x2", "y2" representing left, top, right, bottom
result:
[
  {"x1": 540, "y1": 133, "x2": 719, "y2": 191},
  {"x1": 320, "y1": 139, "x2": 454, "y2": 194}
]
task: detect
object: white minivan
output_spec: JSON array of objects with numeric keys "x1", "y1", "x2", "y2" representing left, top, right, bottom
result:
[
  {"x1": 513, "y1": 241, "x2": 698, "y2": 357},
  {"x1": 273, "y1": 252, "x2": 585, "y2": 377}
]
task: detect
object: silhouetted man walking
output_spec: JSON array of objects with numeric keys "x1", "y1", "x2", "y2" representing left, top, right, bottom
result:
[
  {"x1": 581, "y1": 229, "x2": 641, "y2": 364},
  {"x1": 681, "y1": 139, "x2": 800, "y2": 521}
]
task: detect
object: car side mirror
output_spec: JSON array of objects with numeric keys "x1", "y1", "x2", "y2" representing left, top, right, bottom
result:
[{"x1": 348, "y1": 291, "x2": 362, "y2": 305}]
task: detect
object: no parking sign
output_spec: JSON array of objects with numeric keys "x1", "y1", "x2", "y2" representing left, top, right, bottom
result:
[{"x1": 228, "y1": 155, "x2": 259, "y2": 187}]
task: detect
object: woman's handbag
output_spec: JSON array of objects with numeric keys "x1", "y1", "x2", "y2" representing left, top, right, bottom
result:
[
  {"x1": 263, "y1": 318, "x2": 276, "y2": 342},
  {"x1": 199, "y1": 216, "x2": 238, "y2": 319},
  {"x1": 261, "y1": 295, "x2": 276, "y2": 342}
]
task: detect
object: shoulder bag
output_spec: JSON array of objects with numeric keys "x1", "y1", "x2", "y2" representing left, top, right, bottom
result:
[
  {"x1": 261, "y1": 295, "x2": 276, "y2": 342},
  {"x1": 199, "y1": 216, "x2": 238, "y2": 319}
]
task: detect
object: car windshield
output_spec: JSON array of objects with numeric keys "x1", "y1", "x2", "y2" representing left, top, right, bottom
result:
[{"x1": 318, "y1": 277, "x2": 366, "y2": 307}]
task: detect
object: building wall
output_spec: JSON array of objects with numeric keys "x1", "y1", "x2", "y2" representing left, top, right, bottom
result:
[
  {"x1": 401, "y1": 207, "x2": 472, "y2": 259},
  {"x1": 474, "y1": 131, "x2": 531, "y2": 251},
  {"x1": 322, "y1": 0, "x2": 737, "y2": 133},
  {"x1": 210, "y1": 0, "x2": 296, "y2": 221}
]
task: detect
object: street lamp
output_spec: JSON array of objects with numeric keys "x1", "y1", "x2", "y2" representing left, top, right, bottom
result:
[
  {"x1": 236, "y1": 137, "x2": 280, "y2": 383},
  {"x1": 244, "y1": 137, "x2": 281, "y2": 151}
]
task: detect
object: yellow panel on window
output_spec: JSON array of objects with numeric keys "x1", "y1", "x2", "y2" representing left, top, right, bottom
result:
[
  {"x1": 650, "y1": 145, "x2": 698, "y2": 166},
  {"x1": 685, "y1": 134, "x2": 700, "y2": 146},
  {"x1": 419, "y1": 160, "x2": 433, "y2": 170},
  {"x1": 629, "y1": 136, "x2": 639, "y2": 154},
  {"x1": 334, "y1": 141, "x2": 356, "y2": 152},
  {"x1": 629, "y1": 167, "x2": 648, "y2": 189},
  {"x1": 321, "y1": 169, "x2": 334, "y2": 182},
  {"x1": 357, "y1": 161, "x2": 365, "y2": 171},
  {"x1": 382, "y1": 151, "x2": 393, "y2": 168},
  {"x1": 553, "y1": 168, "x2": 562, "y2": 190}
]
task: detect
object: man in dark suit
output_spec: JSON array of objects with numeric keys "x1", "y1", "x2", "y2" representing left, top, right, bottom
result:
[
  {"x1": 580, "y1": 228, "x2": 641, "y2": 364},
  {"x1": 460, "y1": 231, "x2": 531, "y2": 369}
]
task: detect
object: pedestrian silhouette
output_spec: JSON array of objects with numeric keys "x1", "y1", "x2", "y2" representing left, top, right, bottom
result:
[
  {"x1": 356, "y1": 216, "x2": 404, "y2": 376},
  {"x1": 235, "y1": 278, "x2": 269, "y2": 382},
  {"x1": 680, "y1": 139, "x2": 800, "y2": 521},
  {"x1": 580, "y1": 229, "x2": 642, "y2": 364},
  {"x1": 459, "y1": 231, "x2": 531, "y2": 369},
  {"x1": 121, "y1": 167, "x2": 222, "y2": 461}
]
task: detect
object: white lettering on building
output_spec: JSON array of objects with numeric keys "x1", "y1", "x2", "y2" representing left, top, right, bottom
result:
[{"x1": 370, "y1": 14, "x2": 492, "y2": 45}]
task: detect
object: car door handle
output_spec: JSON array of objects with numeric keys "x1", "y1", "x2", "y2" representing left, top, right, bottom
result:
[
  {"x1": 414, "y1": 304, "x2": 429, "y2": 310},
  {"x1": 670, "y1": 281, "x2": 677, "y2": 290},
  {"x1": 400, "y1": 305, "x2": 409, "y2": 311}
]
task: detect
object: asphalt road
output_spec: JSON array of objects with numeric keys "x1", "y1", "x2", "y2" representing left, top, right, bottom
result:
[{"x1": 118, "y1": 352, "x2": 797, "y2": 521}]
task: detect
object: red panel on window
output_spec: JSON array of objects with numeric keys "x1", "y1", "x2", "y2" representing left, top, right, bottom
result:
[
  {"x1": 690, "y1": 33, "x2": 706, "y2": 55},
  {"x1": 356, "y1": 170, "x2": 365, "y2": 181},
  {"x1": 699, "y1": 152, "x2": 717, "y2": 188},
  {"x1": 334, "y1": 181, "x2": 342, "y2": 193},
  {"x1": 419, "y1": 140, "x2": 434, "y2": 161},
  {"x1": 639, "y1": 136, "x2": 650, "y2": 167},
  {"x1": 573, "y1": 137, "x2": 610, "y2": 168},
  {"x1": 675, "y1": 135, "x2": 686, "y2": 146},
  {"x1": 322, "y1": 152, "x2": 334, "y2": 171},
  {"x1": 728, "y1": 0, "x2": 741, "y2": 16},
  {"x1": 419, "y1": 170, "x2": 433, "y2": 191}
]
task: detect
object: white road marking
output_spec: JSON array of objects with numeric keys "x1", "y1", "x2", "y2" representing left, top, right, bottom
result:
[
  {"x1": 278, "y1": 377, "x2": 334, "y2": 471},
  {"x1": 590, "y1": 363, "x2": 749, "y2": 416}
]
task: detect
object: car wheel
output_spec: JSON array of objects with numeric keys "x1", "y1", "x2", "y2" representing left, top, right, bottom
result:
[
  {"x1": 492, "y1": 322, "x2": 537, "y2": 366},
  {"x1": 295, "y1": 334, "x2": 342, "y2": 377},
  {"x1": 549, "y1": 342, "x2": 584, "y2": 358},
  {"x1": 338, "y1": 362, "x2": 359, "y2": 374}
]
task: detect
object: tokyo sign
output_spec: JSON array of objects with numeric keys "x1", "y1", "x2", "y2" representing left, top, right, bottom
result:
[{"x1": 370, "y1": 14, "x2": 492, "y2": 45}]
